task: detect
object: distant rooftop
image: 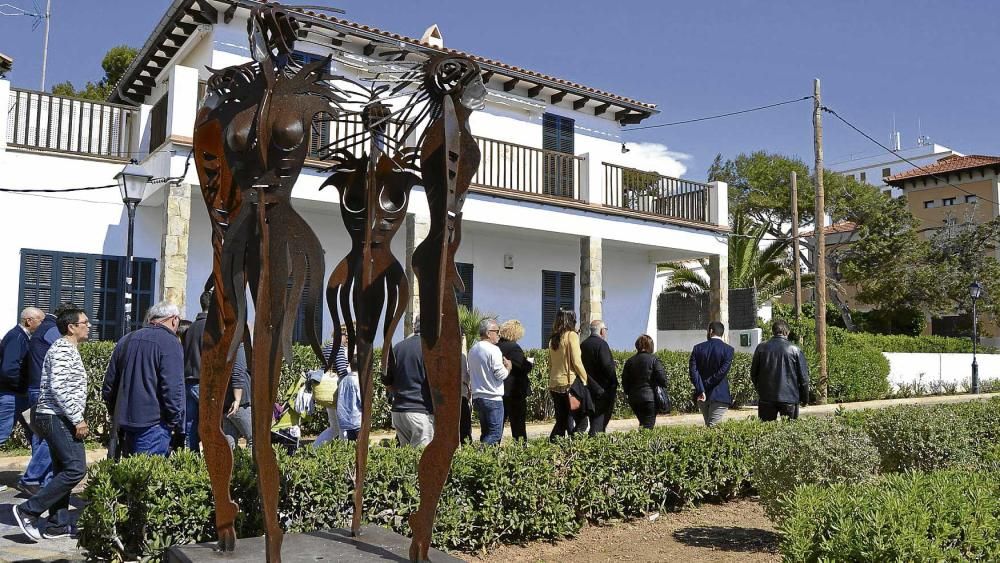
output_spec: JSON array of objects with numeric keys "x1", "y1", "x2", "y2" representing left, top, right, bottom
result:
[{"x1": 886, "y1": 154, "x2": 1000, "y2": 184}]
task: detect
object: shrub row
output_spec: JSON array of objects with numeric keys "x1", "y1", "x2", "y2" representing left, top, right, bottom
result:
[
  {"x1": 780, "y1": 469, "x2": 1000, "y2": 561},
  {"x1": 77, "y1": 421, "x2": 767, "y2": 560},
  {"x1": 76, "y1": 398, "x2": 1000, "y2": 559}
]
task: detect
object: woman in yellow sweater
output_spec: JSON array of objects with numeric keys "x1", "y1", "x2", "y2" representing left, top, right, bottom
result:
[{"x1": 547, "y1": 308, "x2": 589, "y2": 439}]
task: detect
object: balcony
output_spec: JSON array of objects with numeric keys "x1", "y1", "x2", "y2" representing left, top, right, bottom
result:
[
  {"x1": 602, "y1": 162, "x2": 710, "y2": 224},
  {"x1": 5, "y1": 87, "x2": 134, "y2": 160}
]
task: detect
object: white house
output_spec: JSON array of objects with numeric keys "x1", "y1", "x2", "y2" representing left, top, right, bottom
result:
[
  {"x1": 0, "y1": 0, "x2": 729, "y2": 351},
  {"x1": 829, "y1": 138, "x2": 962, "y2": 197}
]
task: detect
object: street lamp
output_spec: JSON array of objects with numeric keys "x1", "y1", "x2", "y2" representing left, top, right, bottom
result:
[
  {"x1": 114, "y1": 160, "x2": 152, "y2": 337},
  {"x1": 969, "y1": 280, "x2": 983, "y2": 394}
]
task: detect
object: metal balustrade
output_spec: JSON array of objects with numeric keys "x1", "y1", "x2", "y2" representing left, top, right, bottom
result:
[
  {"x1": 7, "y1": 88, "x2": 134, "y2": 160},
  {"x1": 604, "y1": 162, "x2": 710, "y2": 223}
]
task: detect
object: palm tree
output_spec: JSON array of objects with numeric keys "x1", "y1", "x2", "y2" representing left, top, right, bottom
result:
[
  {"x1": 660, "y1": 215, "x2": 814, "y2": 303},
  {"x1": 457, "y1": 305, "x2": 497, "y2": 350}
]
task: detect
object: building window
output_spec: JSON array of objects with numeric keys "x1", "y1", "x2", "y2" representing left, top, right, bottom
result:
[
  {"x1": 148, "y1": 93, "x2": 169, "y2": 151},
  {"x1": 924, "y1": 200, "x2": 936, "y2": 209},
  {"x1": 542, "y1": 113, "x2": 575, "y2": 198},
  {"x1": 942, "y1": 197, "x2": 956, "y2": 207},
  {"x1": 541, "y1": 270, "x2": 575, "y2": 346},
  {"x1": 291, "y1": 51, "x2": 333, "y2": 159},
  {"x1": 292, "y1": 261, "x2": 323, "y2": 346},
  {"x1": 455, "y1": 262, "x2": 474, "y2": 309},
  {"x1": 882, "y1": 167, "x2": 891, "y2": 178},
  {"x1": 859, "y1": 171, "x2": 867, "y2": 183},
  {"x1": 18, "y1": 249, "x2": 156, "y2": 340},
  {"x1": 966, "y1": 195, "x2": 978, "y2": 204}
]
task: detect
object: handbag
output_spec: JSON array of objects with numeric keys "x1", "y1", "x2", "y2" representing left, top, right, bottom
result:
[
  {"x1": 312, "y1": 370, "x2": 339, "y2": 407},
  {"x1": 654, "y1": 385, "x2": 671, "y2": 414},
  {"x1": 568, "y1": 392, "x2": 581, "y2": 412}
]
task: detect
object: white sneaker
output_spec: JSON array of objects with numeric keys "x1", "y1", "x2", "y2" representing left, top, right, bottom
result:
[{"x1": 12, "y1": 504, "x2": 41, "y2": 542}]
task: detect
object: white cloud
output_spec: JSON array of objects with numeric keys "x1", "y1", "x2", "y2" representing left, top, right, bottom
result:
[{"x1": 619, "y1": 142, "x2": 691, "y2": 178}]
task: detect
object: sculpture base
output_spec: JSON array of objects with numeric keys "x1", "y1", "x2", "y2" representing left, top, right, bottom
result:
[{"x1": 166, "y1": 526, "x2": 461, "y2": 562}]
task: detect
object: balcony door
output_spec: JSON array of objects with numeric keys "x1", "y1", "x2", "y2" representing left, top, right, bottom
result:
[{"x1": 542, "y1": 113, "x2": 575, "y2": 198}]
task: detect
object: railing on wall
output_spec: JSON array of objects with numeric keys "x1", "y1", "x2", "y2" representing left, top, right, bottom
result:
[
  {"x1": 472, "y1": 136, "x2": 584, "y2": 201},
  {"x1": 6, "y1": 88, "x2": 134, "y2": 160},
  {"x1": 604, "y1": 162, "x2": 710, "y2": 223}
]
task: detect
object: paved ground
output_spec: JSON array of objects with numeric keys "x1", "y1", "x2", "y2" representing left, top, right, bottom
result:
[{"x1": 0, "y1": 392, "x2": 993, "y2": 561}]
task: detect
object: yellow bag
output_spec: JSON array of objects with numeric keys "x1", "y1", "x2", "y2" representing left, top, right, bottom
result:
[{"x1": 313, "y1": 370, "x2": 339, "y2": 406}]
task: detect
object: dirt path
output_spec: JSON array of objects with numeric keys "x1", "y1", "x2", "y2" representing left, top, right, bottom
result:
[{"x1": 459, "y1": 499, "x2": 779, "y2": 563}]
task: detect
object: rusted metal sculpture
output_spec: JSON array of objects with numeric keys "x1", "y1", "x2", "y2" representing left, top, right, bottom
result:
[{"x1": 194, "y1": 3, "x2": 483, "y2": 561}]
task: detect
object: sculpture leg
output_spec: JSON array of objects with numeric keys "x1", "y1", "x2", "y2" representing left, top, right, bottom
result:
[
  {"x1": 409, "y1": 300, "x2": 462, "y2": 561},
  {"x1": 351, "y1": 281, "x2": 387, "y2": 535}
]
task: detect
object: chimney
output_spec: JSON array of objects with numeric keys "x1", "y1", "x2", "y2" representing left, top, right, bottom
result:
[{"x1": 420, "y1": 24, "x2": 444, "y2": 48}]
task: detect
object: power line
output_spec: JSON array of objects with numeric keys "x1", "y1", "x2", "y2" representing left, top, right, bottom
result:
[
  {"x1": 622, "y1": 96, "x2": 812, "y2": 132},
  {"x1": 821, "y1": 105, "x2": 999, "y2": 207}
]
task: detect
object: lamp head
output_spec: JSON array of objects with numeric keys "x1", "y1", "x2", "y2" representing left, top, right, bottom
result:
[
  {"x1": 970, "y1": 281, "x2": 984, "y2": 300},
  {"x1": 115, "y1": 160, "x2": 152, "y2": 204},
  {"x1": 621, "y1": 142, "x2": 630, "y2": 154}
]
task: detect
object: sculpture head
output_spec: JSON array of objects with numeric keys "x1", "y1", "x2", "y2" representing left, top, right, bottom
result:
[
  {"x1": 424, "y1": 55, "x2": 486, "y2": 111},
  {"x1": 248, "y1": 6, "x2": 299, "y2": 67}
]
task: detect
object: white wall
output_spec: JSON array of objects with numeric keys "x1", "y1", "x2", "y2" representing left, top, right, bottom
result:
[
  {"x1": 658, "y1": 328, "x2": 762, "y2": 355},
  {"x1": 602, "y1": 244, "x2": 657, "y2": 350},
  {"x1": 884, "y1": 352, "x2": 1000, "y2": 391}
]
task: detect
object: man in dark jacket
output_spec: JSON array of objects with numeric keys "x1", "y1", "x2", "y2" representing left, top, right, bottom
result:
[
  {"x1": 0, "y1": 308, "x2": 44, "y2": 455},
  {"x1": 103, "y1": 301, "x2": 185, "y2": 456},
  {"x1": 689, "y1": 321, "x2": 735, "y2": 427},
  {"x1": 580, "y1": 320, "x2": 616, "y2": 435},
  {"x1": 750, "y1": 319, "x2": 809, "y2": 421},
  {"x1": 181, "y1": 290, "x2": 212, "y2": 451},
  {"x1": 382, "y1": 318, "x2": 434, "y2": 447}
]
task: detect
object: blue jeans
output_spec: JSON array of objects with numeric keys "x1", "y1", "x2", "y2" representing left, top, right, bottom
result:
[
  {"x1": 21, "y1": 413, "x2": 86, "y2": 526},
  {"x1": 22, "y1": 388, "x2": 53, "y2": 487},
  {"x1": 473, "y1": 398, "x2": 504, "y2": 445},
  {"x1": 122, "y1": 423, "x2": 172, "y2": 457},
  {"x1": 0, "y1": 390, "x2": 29, "y2": 446},
  {"x1": 185, "y1": 383, "x2": 200, "y2": 452}
]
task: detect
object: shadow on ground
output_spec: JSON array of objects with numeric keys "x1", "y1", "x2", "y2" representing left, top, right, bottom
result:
[{"x1": 672, "y1": 525, "x2": 779, "y2": 553}]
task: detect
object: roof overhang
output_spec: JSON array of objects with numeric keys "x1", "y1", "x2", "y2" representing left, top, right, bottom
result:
[{"x1": 110, "y1": 0, "x2": 658, "y2": 124}]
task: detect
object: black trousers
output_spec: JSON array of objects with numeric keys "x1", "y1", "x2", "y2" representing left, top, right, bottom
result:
[
  {"x1": 549, "y1": 391, "x2": 587, "y2": 440},
  {"x1": 630, "y1": 399, "x2": 657, "y2": 429},
  {"x1": 589, "y1": 389, "x2": 616, "y2": 436},
  {"x1": 758, "y1": 402, "x2": 799, "y2": 421},
  {"x1": 460, "y1": 398, "x2": 473, "y2": 444},
  {"x1": 503, "y1": 394, "x2": 528, "y2": 441}
]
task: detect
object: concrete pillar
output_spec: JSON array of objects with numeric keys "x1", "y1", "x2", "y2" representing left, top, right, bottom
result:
[
  {"x1": 166, "y1": 65, "x2": 199, "y2": 141},
  {"x1": 580, "y1": 236, "x2": 603, "y2": 329},
  {"x1": 579, "y1": 153, "x2": 606, "y2": 206},
  {"x1": 405, "y1": 213, "x2": 431, "y2": 336},
  {"x1": 0, "y1": 79, "x2": 9, "y2": 152},
  {"x1": 708, "y1": 253, "x2": 729, "y2": 330},
  {"x1": 159, "y1": 182, "x2": 192, "y2": 314},
  {"x1": 708, "y1": 180, "x2": 729, "y2": 227}
]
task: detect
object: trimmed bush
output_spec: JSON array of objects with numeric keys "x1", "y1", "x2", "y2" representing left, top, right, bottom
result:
[
  {"x1": 751, "y1": 417, "x2": 880, "y2": 521},
  {"x1": 77, "y1": 420, "x2": 767, "y2": 560},
  {"x1": 843, "y1": 404, "x2": 975, "y2": 473},
  {"x1": 780, "y1": 470, "x2": 1000, "y2": 562}
]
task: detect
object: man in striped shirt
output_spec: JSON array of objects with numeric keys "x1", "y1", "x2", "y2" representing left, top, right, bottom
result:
[{"x1": 12, "y1": 306, "x2": 90, "y2": 542}]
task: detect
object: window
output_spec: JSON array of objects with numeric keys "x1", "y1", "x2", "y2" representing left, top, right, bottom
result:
[
  {"x1": 882, "y1": 167, "x2": 891, "y2": 178},
  {"x1": 542, "y1": 113, "x2": 575, "y2": 198},
  {"x1": 18, "y1": 249, "x2": 156, "y2": 340},
  {"x1": 859, "y1": 171, "x2": 867, "y2": 183},
  {"x1": 455, "y1": 262, "x2": 474, "y2": 310},
  {"x1": 291, "y1": 51, "x2": 333, "y2": 159},
  {"x1": 924, "y1": 200, "x2": 937, "y2": 209},
  {"x1": 966, "y1": 195, "x2": 978, "y2": 204},
  {"x1": 541, "y1": 270, "x2": 575, "y2": 346},
  {"x1": 942, "y1": 197, "x2": 956, "y2": 207},
  {"x1": 149, "y1": 93, "x2": 169, "y2": 151},
  {"x1": 292, "y1": 261, "x2": 324, "y2": 346}
]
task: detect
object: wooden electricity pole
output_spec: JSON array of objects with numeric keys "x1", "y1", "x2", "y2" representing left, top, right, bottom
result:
[
  {"x1": 791, "y1": 171, "x2": 802, "y2": 319},
  {"x1": 813, "y1": 78, "x2": 828, "y2": 403}
]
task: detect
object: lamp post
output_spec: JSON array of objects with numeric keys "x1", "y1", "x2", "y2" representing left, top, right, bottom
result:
[
  {"x1": 970, "y1": 281, "x2": 983, "y2": 394},
  {"x1": 114, "y1": 160, "x2": 152, "y2": 338}
]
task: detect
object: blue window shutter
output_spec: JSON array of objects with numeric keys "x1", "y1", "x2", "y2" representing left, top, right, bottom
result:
[
  {"x1": 542, "y1": 113, "x2": 576, "y2": 198},
  {"x1": 455, "y1": 262, "x2": 474, "y2": 310},
  {"x1": 541, "y1": 270, "x2": 575, "y2": 346}
]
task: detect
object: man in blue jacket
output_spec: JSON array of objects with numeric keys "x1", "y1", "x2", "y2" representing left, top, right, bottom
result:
[
  {"x1": 688, "y1": 321, "x2": 735, "y2": 427},
  {"x1": 0, "y1": 308, "x2": 45, "y2": 457},
  {"x1": 102, "y1": 301, "x2": 185, "y2": 456}
]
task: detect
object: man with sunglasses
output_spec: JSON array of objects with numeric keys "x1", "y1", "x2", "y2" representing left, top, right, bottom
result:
[{"x1": 102, "y1": 301, "x2": 185, "y2": 457}]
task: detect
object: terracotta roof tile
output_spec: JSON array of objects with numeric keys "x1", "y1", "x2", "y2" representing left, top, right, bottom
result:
[
  {"x1": 282, "y1": 4, "x2": 657, "y2": 111},
  {"x1": 800, "y1": 221, "x2": 857, "y2": 238},
  {"x1": 885, "y1": 155, "x2": 1000, "y2": 184}
]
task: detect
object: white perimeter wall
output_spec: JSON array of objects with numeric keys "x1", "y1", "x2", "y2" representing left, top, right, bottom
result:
[{"x1": 884, "y1": 352, "x2": 1000, "y2": 390}]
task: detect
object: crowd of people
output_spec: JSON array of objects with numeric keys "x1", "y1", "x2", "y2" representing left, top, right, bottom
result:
[{"x1": 0, "y1": 296, "x2": 810, "y2": 542}]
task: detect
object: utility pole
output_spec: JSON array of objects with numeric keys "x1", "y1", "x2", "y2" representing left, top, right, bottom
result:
[
  {"x1": 813, "y1": 78, "x2": 828, "y2": 403},
  {"x1": 791, "y1": 170, "x2": 802, "y2": 319},
  {"x1": 39, "y1": 0, "x2": 51, "y2": 91}
]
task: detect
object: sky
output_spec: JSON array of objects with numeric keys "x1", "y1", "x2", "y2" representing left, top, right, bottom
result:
[{"x1": 2, "y1": 0, "x2": 997, "y2": 181}]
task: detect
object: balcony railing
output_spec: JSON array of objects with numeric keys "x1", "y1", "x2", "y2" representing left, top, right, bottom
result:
[
  {"x1": 6, "y1": 88, "x2": 134, "y2": 160},
  {"x1": 603, "y1": 162, "x2": 710, "y2": 223},
  {"x1": 472, "y1": 137, "x2": 583, "y2": 200}
]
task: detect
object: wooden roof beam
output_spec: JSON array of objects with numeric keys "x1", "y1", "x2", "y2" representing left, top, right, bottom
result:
[
  {"x1": 527, "y1": 84, "x2": 544, "y2": 98},
  {"x1": 594, "y1": 102, "x2": 611, "y2": 116},
  {"x1": 503, "y1": 78, "x2": 520, "y2": 92},
  {"x1": 550, "y1": 91, "x2": 566, "y2": 104},
  {"x1": 573, "y1": 96, "x2": 589, "y2": 110}
]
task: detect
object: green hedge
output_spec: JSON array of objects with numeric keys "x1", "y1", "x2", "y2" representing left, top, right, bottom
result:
[
  {"x1": 780, "y1": 469, "x2": 1000, "y2": 561},
  {"x1": 77, "y1": 420, "x2": 767, "y2": 560},
  {"x1": 75, "y1": 397, "x2": 1000, "y2": 559}
]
